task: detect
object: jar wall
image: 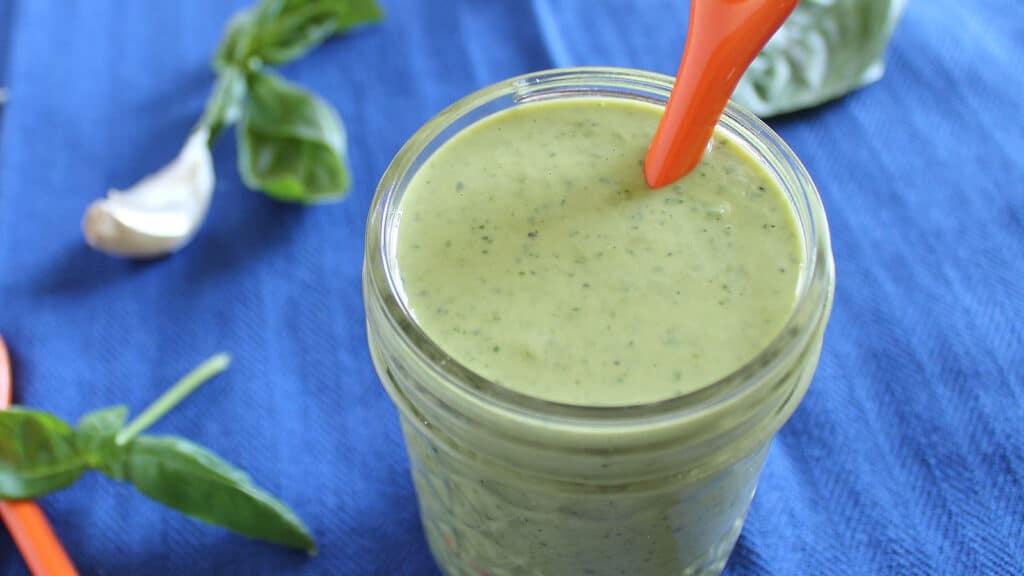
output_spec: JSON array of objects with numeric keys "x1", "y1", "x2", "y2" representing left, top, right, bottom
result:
[
  {"x1": 400, "y1": 414, "x2": 770, "y2": 576},
  {"x1": 367, "y1": 312, "x2": 783, "y2": 576}
]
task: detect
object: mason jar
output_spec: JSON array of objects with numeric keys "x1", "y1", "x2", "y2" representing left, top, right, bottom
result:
[{"x1": 363, "y1": 67, "x2": 835, "y2": 576}]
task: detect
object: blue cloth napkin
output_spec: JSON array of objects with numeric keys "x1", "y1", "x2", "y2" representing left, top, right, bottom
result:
[{"x1": 1, "y1": 1, "x2": 1021, "y2": 574}]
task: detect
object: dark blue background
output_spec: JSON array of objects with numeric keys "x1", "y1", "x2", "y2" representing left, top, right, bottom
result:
[{"x1": 1, "y1": 1, "x2": 1021, "y2": 574}]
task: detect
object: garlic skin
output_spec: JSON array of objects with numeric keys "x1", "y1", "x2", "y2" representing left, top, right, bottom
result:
[{"x1": 82, "y1": 128, "x2": 214, "y2": 259}]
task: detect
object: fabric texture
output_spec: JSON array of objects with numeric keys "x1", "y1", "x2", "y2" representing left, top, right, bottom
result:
[{"x1": 1, "y1": 1, "x2": 1021, "y2": 574}]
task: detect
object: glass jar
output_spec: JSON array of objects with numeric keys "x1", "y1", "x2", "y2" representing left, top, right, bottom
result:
[{"x1": 363, "y1": 67, "x2": 835, "y2": 576}]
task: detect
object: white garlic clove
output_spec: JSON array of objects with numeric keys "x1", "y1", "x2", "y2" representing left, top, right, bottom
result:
[{"x1": 82, "y1": 128, "x2": 214, "y2": 259}]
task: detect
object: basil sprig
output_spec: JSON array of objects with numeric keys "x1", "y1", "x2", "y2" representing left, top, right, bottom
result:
[
  {"x1": 204, "y1": 0, "x2": 383, "y2": 202},
  {"x1": 0, "y1": 354, "x2": 316, "y2": 553}
]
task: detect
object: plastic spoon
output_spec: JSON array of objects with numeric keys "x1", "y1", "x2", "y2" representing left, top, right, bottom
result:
[
  {"x1": 645, "y1": 0, "x2": 799, "y2": 188},
  {"x1": 0, "y1": 337, "x2": 79, "y2": 576}
]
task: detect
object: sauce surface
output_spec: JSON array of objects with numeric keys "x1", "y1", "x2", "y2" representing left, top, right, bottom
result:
[{"x1": 396, "y1": 98, "x2": 802, "y2": 405}]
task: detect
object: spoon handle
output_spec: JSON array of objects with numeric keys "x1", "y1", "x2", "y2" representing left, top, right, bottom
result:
[
  {"x1": 0, "y1": 503, "x2": 78, "y2": 576},
  {"x1": 645, "y1": 0, "x2": 798, "y2": 188}
]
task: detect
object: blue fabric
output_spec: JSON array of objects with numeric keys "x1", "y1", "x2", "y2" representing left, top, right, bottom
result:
[{"x1": 1, "y1": 1, "x2": 1022, "y2": 574}]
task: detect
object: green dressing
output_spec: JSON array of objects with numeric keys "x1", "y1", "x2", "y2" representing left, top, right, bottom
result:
[{"x1": 396, "y1": 98, "x2": 802, "y2": 406}]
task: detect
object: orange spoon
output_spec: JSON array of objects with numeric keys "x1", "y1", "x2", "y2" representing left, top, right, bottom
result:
[
  {"x1": 0, "y1": 337, "x2": 79, "y2": 576},
  {"x1": 645, "y1": 0, "x2": 798, "y2": 188}
]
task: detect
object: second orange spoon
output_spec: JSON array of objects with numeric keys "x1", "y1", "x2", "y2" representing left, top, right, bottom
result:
[
  {"x1": 645, "y1": 0, "x2": 798, "y2": 188},
  {"x1": 0, "y1": 337, "x2": 79, "y2": 576}
]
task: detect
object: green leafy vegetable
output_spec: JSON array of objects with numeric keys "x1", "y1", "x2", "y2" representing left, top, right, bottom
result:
[
  {"x1": 733, "y1": 0, "x2": 907, "y2": 117},
  {"x1": 239, "y1": 72, "x2": 349, "y2": 202},
  {"x1": 0, "y1": 408, "x2": 85, "y2": 498},
  {"x1": 214, "y1": 12, "x2": 259, "y2": 73},
  {"x1": 77, "y1": 406, "x2": 128, "y2": 439},
  {"x1": 0, "y1": 354, "x2": 315, "y2": 553},
  {"x1": 75, "y1": 406, "x2": 128, "y2": 467},
  {"x1": 244, "y1": 0, "x2": 385, "y2": 66},
  {"x1": 108, "y1": 436, "x2": 316, "y2": 553},
  {"x1": 206, "y1": 0, "x2": 382, "y2": 202}
]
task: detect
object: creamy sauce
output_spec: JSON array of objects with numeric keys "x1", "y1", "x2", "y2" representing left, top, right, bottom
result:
[{"x1": 396, "y1": 98, "x2": 801, "y2": 406}]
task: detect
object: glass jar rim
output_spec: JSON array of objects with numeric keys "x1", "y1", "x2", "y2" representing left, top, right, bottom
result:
[{"x1": 365, "y1": 66, "x2": 834, "y2": 425}]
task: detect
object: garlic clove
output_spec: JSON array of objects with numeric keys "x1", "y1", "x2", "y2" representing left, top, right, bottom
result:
[{"x1": 82, "y1": 128, "x2": 214, "y2": 259}]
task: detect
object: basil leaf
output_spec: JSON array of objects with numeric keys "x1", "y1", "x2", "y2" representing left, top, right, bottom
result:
[
  {"x1": 77, "y1": 406, "x2": 127, "y2": 440},
  {"x1": 250, "y1": 0, "x2": 384, "y2": 65},
  {"x1": 216, "y1": 0, "x2": 382, "y2": 70},
  {"x1": 108, "y1": 435, "x2": 315, "y2": 553},
  {"x1": 733, "y1": 0, "x2": 907, "y2": 117},
  {"x1": 75, "y1": 405, "x2": 128, "y2": 468},
  {"x1": 202, "y1": 66, "x2": 248, "y2": 144},
  {"x1": 0, "y1": 408, "x2": 85, "y2": 499},
  {"x1": 207, "y1": 0, "x2": 379, "y2": 205},
  {"x1": 214, "y1": 11, "x2": 258, "y2": 72},
  {"x1": 238, "y1": 71, "x2": 349, "y2": 203}
]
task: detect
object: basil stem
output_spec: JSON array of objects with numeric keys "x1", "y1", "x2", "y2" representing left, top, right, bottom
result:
[
  {"x1": 115, "y1": 353, "x2": 231, "y2": 446},
  {"x1": 201, "y1": 67, "x2": 248, "y2": 144}
]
